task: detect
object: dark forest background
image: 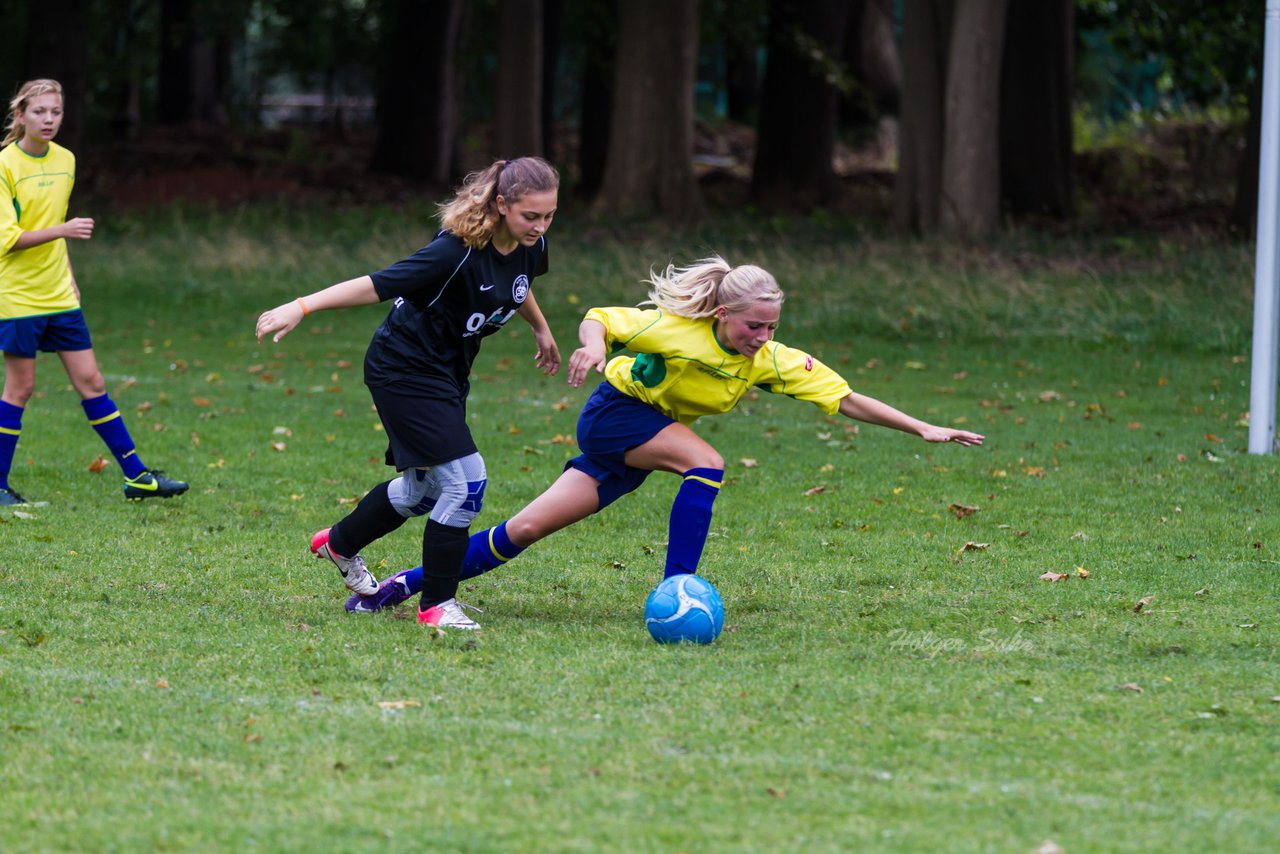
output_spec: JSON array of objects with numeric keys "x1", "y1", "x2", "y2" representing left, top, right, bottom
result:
[{"x1": 0, "y1": 0, "x2": 1264, "y2": 236}]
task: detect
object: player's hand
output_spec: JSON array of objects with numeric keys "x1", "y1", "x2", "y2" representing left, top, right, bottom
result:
[
  {"x1": 255, "y1": 301, "x2": 305, "y2": 344},
  {"x1": 532, "y1": 329, "x2": 561, "y2": 376},
  {"x1": 567, "y1": 344, "x2": 606, "y2": 388},
  {"x1": 921, "y1": 426, "x2": 985, "y2": 446},
  {"x1": 63, "y1": 217, "x2": 95, "y2": 240}
]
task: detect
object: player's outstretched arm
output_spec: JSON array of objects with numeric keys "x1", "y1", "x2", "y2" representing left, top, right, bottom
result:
[
  {"x1": 838, "y1": 392, "x2": 985, "y2": 446},
  {"x1": 255, "y1": 275, "x2": 379, "y2": 344},
  {"x1": 516, "y1": 292, "x2": 561, "y2": 376},
  {"x1": 567, "y1": 319, "x2": 608, "y2": 388}
]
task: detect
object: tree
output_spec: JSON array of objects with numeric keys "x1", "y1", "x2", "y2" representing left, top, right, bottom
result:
[
  {"x1": 1000, "y1": 0, "x2": 1074, "y2": 220},
  {"x1": 893, "y1": 0, "x2": 951, "y2": 234},
  {"x1": 939, "y1": 0, "x2": 1007, "y2": 236},
  {"x1": 567, "y1": 0, "x2": 616, "y2": 200},
  {"x1": 751, "y1": 0, "x2": 856, "y2": 211},
  {"x1": 370, "y1": 0, "x2": 466, "y2": 184},
  {"x1": 493, "y1": 0, "x2": 545, "y2": 158},
  {"x1": 593, "y1": 0, "x2": 702, "y2": 219}
]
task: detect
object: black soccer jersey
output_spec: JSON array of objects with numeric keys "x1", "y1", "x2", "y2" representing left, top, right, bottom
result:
[{"x1": 363, "y1": 229, "x2": 549, "y2": 396}]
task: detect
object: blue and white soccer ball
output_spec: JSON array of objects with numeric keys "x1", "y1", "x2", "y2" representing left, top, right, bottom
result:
[{"x1": 644, "y1": 574, "x2": 725, "y2": 644}]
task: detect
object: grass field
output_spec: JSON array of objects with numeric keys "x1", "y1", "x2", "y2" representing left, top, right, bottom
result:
[{"x1": 1, "y1": 205, "x2": 1277, "y2": 852}]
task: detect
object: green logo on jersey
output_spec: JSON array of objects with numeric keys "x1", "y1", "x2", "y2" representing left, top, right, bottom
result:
[{"x1": 630, "y1": 353, "x2": 667, "y2": 388}]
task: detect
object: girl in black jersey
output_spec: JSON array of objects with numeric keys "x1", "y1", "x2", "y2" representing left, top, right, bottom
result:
[{"x1": 255, "y1": 157, "x2": 561, "y2": 629}]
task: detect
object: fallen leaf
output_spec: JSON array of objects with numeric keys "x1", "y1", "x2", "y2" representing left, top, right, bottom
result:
[
  {"x1": 949, "y1": 503, "x2": 979, "y2": 519},
  {"x1": 1194, "y1": 588, "x2": 1209, "y2": 597},
  {"x1": 155, "y1": 679, "x2": 170, "y2": 689},
  {"x1": 1205, "y1": 432, "x2": 1223, "y2": 443},
  {"x1": 961, "y1": 541, "x2": 990, "y2": 552},
  {"x1": 803, "y1": 485, "x2": 826, "y2": 497},
  {"x1": 192, "y1": 397, "x2": 210, "y2": 407},
  {"x1": 87, "y1": 454, "x2": 110, "y2": 474},
  {"x1": 1075, "y1": 567, "x2": 1091, "y2": 578},
  {"x1": 1118, "y1": 683, "x2": 1144, "y2": 693},
  {"x1": 1039, "y1": 572, "x2": 1069, "y2": 582},
  {"x1": 377, "y1": 700, "x2": 422, "y2": 710},
  {"x1": 270, "y1": 441, "x2": 287, "y2": 452},
  {"x1": 1134, "y1": 596, "x2": 1153, "y2": 613},
  {"x1": 740, "y1": 458, "x2": 758, "y2": 468},
  {"x1": 766, "y1": 787, "x2": 787, "y2": 798}
]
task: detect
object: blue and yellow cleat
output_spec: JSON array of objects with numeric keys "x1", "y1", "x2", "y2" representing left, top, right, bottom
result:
[
  {"x1": 0, "y1": 486, "x2": 28, "y2": 506},
  {"x1": 123, "y1": 469, "x2": 189, "y2": 501}
]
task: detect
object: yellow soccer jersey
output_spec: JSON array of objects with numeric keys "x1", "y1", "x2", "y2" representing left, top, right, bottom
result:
[
  {"x1": 0, "y1": 140, "x2": 78, "y2": 320},
  {"x1": 585, "y1": 306, "x2": 853, "y2": 425}
]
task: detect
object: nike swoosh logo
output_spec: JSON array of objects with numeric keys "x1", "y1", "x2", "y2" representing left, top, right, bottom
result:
[
  {"x1": 128, "y1": 478, "x2": 158, "y2": 492},
  {"x1": 479, "y1": 284, "x2": 495, "y2": 291}
]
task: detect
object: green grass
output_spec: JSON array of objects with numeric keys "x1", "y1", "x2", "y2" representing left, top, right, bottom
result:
[{"x1": 1, "y1": 206, "x2": 1277, "y2": 852}]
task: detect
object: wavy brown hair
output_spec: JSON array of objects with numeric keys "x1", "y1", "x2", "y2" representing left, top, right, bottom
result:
[{"x1": 438, "y1": 157, "x2": 559, "y2": 248}]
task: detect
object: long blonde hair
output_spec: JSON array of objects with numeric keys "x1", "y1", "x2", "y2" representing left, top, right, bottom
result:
[
  {"x1": 644, "y1": 255, "x2": 785, "y2": 319},
  {"x1": 438, "y1": 156, "x2": 559, "y2": 249},
  {"x1": 3, "y1": 79, "x2": 63, "y2": 147}
]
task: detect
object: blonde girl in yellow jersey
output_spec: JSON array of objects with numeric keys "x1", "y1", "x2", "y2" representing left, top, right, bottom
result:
[
  {"x1": 348, "y1": 256, "x2": 985, "y2": 616},
  {"x1": 0, "y1": 79, "x2": 187, "y2": 504}
]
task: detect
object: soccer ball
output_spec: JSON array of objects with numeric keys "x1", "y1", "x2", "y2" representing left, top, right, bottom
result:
[{"x1": 644, "y1": 574, "x2": 725, "y2": 644}]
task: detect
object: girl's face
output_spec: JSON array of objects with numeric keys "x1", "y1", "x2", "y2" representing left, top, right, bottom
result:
[
  {"x1": 495, "y1": 189, "x2": 558, "y2": 250},
  {"x1": 19, "y1": 93, "x2": 63, "y2": 151},
  {"x1": 715, "y1": 300, "x2": 781, "y2": 358}
]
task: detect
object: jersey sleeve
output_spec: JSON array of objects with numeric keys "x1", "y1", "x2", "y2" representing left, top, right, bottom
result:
[
  {"x1": 583, "y1": 306, "x2": 666, "y2": 352},
  {"x1": 369, "y1": 231, "x2": 470, "y2": 302},
  {"x1": 757, "y1": 343, "x2": 853, "y2": 415},
  {"x1": 0, "y1": 165, "x2": 21, "y2": 255}
]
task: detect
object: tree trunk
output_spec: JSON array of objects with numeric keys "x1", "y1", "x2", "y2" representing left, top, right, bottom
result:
[
  {"x1": 542, "y1": 0, "x2": 563, "y2": 159},
  {"x1": 594, "y1": 0, "x2": 703, "y2": 220},
  {"x1": 371, "y1": 0, "x2": 465, "y2": 184},
  {"x1": 842, "y1": 0, "x2": 901, "y2": 131},
  {"x1": 751, "y1": 0, "x2": 856, "y2": 211},
  {"x1": 494, "y1": 0, "x2": 544, "y2": 158},
  {"x1": 939, "y1": 0, "x2": 1007, "y2": 237},
  {"x1": 893, "y1": 0, "x2": 952, "y2": 234},
  {"x1": 1000, "y1": 0, "x2": 1074, "y2": 220},
  {"x1": 574, "y1": 0, "x2": 616, "y2": 200},
  {"x1": 22, "y1": 0, "x2": 90, "y2": 152}
]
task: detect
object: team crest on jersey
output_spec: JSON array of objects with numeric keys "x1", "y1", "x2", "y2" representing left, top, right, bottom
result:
[{"x1": 512, "y1": 275, "x2": 530, "y2": 304}]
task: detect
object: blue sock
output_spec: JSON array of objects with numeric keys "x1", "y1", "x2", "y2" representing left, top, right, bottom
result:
[
  {"x1": 396, "y1": 521, "x2": 525, "y2": 596},
  {"x1": 81, "y1": 394, "x2": 146, "y2": 478},
  {"x1": 0, "y1": 401, "x2": 23, "y2": 489},
  {"x1": 664, "y1": 467, "x2": 722, "y2": 578}
]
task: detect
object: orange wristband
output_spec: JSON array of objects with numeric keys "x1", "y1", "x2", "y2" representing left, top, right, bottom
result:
[{"x1": 296, "y1": 298, "x2": 311, "y2": 316}]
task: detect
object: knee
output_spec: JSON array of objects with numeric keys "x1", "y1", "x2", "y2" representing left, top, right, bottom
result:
[
  {"x1": 74, "y1": 371, "x2": 106, "y2": 399},
  {"x1": 505, "y1": 515, "x2": 548, "y2": 546},
  {"x1": 693, "y1": 449, "x2": 724, "y2": 472},
  {"x1": 3, "y1": 381, "x2": 34, "y2": 407}
]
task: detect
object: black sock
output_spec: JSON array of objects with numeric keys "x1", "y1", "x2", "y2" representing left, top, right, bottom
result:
[
  {"x1": 329, "y1": 481, "x2": 407, "y2": 557},
  {"x1": 419, "y1": 519, "x2": 469, "y2": 608}
]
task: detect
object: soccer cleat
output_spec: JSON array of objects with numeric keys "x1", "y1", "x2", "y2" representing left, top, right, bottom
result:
[
  {"x1": 417, "y1": 598, "x2": 482, "y2": 630},
  {"x1": 345, "y1": 569, "x2": 414, "y2": 613},
  {"x1": 123, "y1": 469, "x2": 189, "y2": 500},
  {"x1": 311, "y1": 528, "x2": 378, "y2": 596},
  {"x1": 0, "y1": 486, "x2": 28, "y2": 506}
]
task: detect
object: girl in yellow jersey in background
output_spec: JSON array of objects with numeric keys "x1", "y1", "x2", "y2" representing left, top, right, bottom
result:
[
  {"x1": 347, "y1": 255, "x2": 985, "y2": 617},
  {"x1": 0, "y1": 79, "x2": 187, "y2": 504}
]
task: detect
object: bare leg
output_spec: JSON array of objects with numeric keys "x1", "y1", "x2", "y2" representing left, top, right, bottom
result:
[
  {"x1": 56, "y1": 348, "x2": 107, "y2": 398},
  {"x1": 504, "y1": 466, "x2": 605, "y2": 547}
]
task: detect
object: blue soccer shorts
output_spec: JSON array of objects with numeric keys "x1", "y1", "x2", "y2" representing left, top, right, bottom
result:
[
  {"x1": 566, "y1": 382, "x2": 676, "y2": 510},
  {"x1": 0, "y1": 310, "x2": 93, "y2": 358}
]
